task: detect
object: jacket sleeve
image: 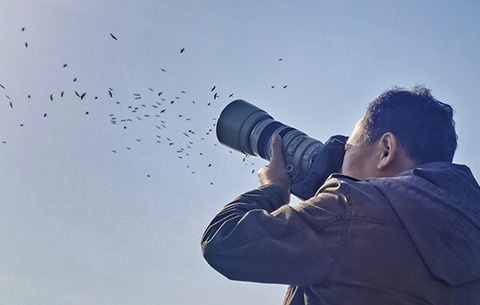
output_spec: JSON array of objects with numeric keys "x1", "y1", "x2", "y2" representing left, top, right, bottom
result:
[{"x1": 201, "y1": 179, "x2": 350, "y2": 286}]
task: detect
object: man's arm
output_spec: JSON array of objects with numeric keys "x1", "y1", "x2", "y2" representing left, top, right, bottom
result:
[
  {"x1": 201, "y1": 135, "x2": 349, "y2": 285},
  {"x1": 201, "y1": 182, "x2": 349, "y2": 285}
]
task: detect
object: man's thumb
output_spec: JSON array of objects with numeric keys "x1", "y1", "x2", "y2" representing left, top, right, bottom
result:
[{"x1": 269, "y1": 134, "x2": 285, "y2": 164}]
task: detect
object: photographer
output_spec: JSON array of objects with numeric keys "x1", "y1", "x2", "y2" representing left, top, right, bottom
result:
[{"x1": 201, "y1": 86, "x2": 480, "y2": 304}]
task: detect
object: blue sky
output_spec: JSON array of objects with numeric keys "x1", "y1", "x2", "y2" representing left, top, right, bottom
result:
[{"x1": 1, "y1": 1, "x2": 480, "y2": 304}]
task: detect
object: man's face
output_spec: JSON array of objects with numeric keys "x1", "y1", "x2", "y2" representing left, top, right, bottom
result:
[{"x1": 341, "y1": 117, "x2": 379, "y2": 180}]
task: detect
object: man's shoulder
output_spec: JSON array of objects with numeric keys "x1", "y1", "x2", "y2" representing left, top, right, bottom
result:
[
  {"x1": 325, "y1": 173, "x2": 393, "y2": 201},
  {"x1": 315, "y1": 162, "x2": 480, "y2": 218},
  {"x1": 314, "y1": 174, "x2": 405, "y2": 227},
  {"x1": 326, "y1": 162, "x2": 477, "y2": 192}
]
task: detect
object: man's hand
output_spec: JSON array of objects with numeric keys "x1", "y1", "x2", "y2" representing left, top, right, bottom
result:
[{"x1": 258, "y1": 134, "x2": 291, "y2": 204}]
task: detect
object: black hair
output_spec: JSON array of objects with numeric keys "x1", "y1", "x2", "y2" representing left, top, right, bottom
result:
[{"x1": 362, "y1": 85, "x2": 457, "y2": 164}]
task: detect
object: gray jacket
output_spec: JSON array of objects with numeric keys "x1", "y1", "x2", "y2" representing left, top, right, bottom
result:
[{"x1": 201, "y1": 162, "x2": 480, "y2": 304}]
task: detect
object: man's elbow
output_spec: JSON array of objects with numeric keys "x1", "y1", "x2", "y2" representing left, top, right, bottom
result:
[{"x1": 201, "y1": 240, "x2": 242, "y2": 281}]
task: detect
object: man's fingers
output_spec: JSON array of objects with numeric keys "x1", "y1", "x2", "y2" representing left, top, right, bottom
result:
[{"x1": 269, "y1": 134, "x2": 285, "y2": 165}]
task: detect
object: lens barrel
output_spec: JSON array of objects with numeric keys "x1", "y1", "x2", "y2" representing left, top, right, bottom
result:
[
  {"x1": 216, "y1": 99, "x2": 325, "y2": 184},
  {"x1": 216, "y1": 99, "x2": 272, "y2": 156}
]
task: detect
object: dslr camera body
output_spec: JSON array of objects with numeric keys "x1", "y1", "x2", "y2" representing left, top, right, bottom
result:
[{"x1": 216, "y1": 99, "x2": 348, "y2": 200}]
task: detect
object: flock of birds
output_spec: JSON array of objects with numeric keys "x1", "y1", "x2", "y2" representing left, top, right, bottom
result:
[{"x1": 1, "y1": 28, "x2": 289, "y2": 186}]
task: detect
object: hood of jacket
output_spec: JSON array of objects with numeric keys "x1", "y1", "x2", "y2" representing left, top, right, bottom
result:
[{"x1": 370, "y1": 162, "x2": 480, "y2": 286}]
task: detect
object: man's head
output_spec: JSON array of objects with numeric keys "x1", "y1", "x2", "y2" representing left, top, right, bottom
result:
[{"x1": 341, "y1": 85, "x2": 457, "y2": 180}]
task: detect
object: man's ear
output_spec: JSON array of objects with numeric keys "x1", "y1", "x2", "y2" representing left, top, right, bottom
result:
[{"x1": 377, "y1": 132, "x2": 397, "y2": 170}]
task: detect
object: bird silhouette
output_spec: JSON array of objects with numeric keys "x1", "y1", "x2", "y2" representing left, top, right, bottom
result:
[{"x1": 3, "y1": 36, "x2": 275, "y2": 188}]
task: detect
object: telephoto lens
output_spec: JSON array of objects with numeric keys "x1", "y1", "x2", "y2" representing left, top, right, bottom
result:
[{"x1": 216, "y1": 99, "x2": 347, "y2": 200}]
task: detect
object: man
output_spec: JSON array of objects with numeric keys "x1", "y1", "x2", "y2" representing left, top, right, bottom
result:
[{"x1": 201, "y1": 86, "x2": 480, "y2": 304}]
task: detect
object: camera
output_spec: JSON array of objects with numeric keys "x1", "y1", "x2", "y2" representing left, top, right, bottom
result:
[{"x1": 216, "y1": 99, "x2": 348, "y2": 200}]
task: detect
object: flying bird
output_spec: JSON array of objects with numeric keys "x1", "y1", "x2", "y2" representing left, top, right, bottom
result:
[
  {"x1": 180, "y1": 48, "x2": 185, "y2": 53},
  {"x1": 110, "y1": 33, "x2": 118, "y2": 40},
  {"x1": 0, "y1": 84, "x2": 5, "y2": 89}
]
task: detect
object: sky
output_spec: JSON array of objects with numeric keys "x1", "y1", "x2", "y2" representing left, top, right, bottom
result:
[{"x1": 1, "y1": 1, "x2": 480, "y2": 304}]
